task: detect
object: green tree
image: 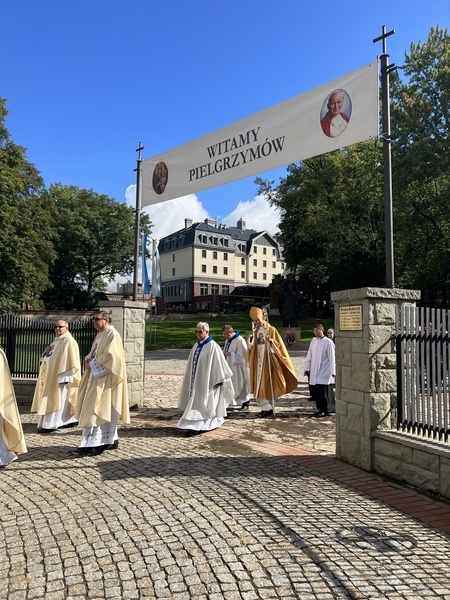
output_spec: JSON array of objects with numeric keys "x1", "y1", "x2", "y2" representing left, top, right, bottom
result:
[
  {"x1": 257, "y1": 141, "x2": 385, "y2": 313},
  {"x1": 391, "y1": 26, "x2": 450, "y2": 305},
  {"x1": 258, "y1": 26, "x2": 450, "y2": 309},
  {"x1": 0, "y1": 98, "x2": 57, "y2": 312},
  {"x1": 42, "y1": 184, "x2": 152, "y2": 309}
]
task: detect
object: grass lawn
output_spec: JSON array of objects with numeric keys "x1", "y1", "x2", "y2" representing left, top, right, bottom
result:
[{"x1": 146, "y1": 313, "x2": 335, "y2": 350}]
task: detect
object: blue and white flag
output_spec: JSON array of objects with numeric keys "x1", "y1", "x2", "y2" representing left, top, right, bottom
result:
[
  {"x1": 142, "y1": 235, "x2": 150, "y2": 295},
  {"x1": 151, "y1": 239, "x2": 162, "y2": 297}
]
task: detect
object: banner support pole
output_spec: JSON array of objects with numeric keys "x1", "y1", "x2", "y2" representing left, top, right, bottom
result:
[
  {"x1": 373, "y1": 26, "x2": 397, "y2": 288},
  {"x1": 133, "y1": 142, "x2": 144, "y2": 301}
]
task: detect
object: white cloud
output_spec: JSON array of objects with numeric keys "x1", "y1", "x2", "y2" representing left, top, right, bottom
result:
[
  {"x1": 109, "y1": 186, "x2": 281, "y2": 291},
  {"x1": 222, "y1": 194, "x2": 281, "y2": 236},
  {"x1": 125, "y1": 184, "x2": 280, "y2": 240}
]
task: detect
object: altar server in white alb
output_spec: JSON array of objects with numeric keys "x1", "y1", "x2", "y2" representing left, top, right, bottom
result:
[
  {"x1": 71, "y1": 312, "x2": 130, "y2": 456},
  {"x1": 0, "y1": 347, "x2": 27, "y2": 467},
  {"x1": 178, "y1": 322, "x2": 235, "y2": 435},
  {"x1": 222, "y1": 324, "x2": 251, "y2": 411},
  {"x1": 31, "y1": 320, "x2": 81, "y2": 433}
]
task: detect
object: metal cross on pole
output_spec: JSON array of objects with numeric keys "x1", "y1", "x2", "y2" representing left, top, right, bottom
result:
[
  {"x1": 133, "y1": 141, "x2": 144, "y2": 301},
  {"x1": 373, "y1": 25, "x2": 397, "y2": 288}
]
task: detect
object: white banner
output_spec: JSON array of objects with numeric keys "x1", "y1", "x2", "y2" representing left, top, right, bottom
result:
[{"x1": 141, "y1": 61, "x2": 379, "y2": 207}]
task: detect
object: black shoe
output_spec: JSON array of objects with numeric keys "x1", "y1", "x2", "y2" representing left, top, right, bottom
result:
[
  {"x1": 185, "y1": 429, "x2": 202, "y2": 437},
  {"x1": 240, "y1": 401, "x2": 250, "y2": 411},
  {"x1": 59, "y1": 421, "x2": 79, "y2": 429},
  {"x1": 90, "y1": 446, "x2": 105, "y2": 455},
  {"x1": 69, "y1": 447, "x2": 93, "y2": 456},
  {"x1": 257, "y1": 409, "x2": 274, "y2": 418},
  {"x1": 312, "y1": 411, "x2": 328, "y2": 418},
  {"x1": 103, "y1": 440, "x2": 119, "y2": 451}
]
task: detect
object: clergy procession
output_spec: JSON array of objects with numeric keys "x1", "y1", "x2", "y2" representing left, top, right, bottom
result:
[{"x1": 0, "y1": 307, "x2": 308, "y2": 466}]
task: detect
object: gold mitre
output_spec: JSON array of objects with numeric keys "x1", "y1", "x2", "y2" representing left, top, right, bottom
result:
[{"x1": 249, "y1": 306, "x2": 263, "y2": 320}]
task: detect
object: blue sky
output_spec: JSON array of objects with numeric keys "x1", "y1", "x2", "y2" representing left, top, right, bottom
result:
[{"x1": 2, "y1": 0, "x2": 449, "y2": 243}]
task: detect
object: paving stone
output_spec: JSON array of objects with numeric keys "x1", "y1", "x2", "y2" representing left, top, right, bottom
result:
[{"x1": 5, "y1": 350, "x2": 450, "y2": 599}]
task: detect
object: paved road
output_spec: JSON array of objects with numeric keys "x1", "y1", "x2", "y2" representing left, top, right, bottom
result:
[{"x1": 2, "y1": 349, "x2": 450, "y2": 599}]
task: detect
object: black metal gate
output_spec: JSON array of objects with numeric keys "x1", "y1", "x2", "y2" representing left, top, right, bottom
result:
[{"x1": 396, "y1": 306, "x2": 450, "y2": 442}]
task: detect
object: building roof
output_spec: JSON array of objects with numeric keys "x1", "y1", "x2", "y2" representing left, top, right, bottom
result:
[{"x1": 158, "y1": 219, "x2": 280, "y2": 256}]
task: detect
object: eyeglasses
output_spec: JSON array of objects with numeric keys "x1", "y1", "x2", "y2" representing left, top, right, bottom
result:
[
  {"x1": 93, "y1": 317, "x2": 105, "y2": 322},
  {"x1": 196, "y1": 330, "x2": 205, "y2": 333}
]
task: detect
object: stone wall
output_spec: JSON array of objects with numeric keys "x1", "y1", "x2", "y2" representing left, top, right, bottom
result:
[
  {"x1": 13, "y1": 379, "x2": 36, "y2": 407},
  {"x1": 99, "y1": 301, "x2": 147, "y2": 408},
  {"x1": 331, "y1": 287, "x2": 450, "y2": 500}
]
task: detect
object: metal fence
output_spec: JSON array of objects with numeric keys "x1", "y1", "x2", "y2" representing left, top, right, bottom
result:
[
  {"x1": 0, "y1": 314, "x2": 96, "y2": 378},
  {"x1": 396, "y1": 306, "x2": 450, "y2": 442}
]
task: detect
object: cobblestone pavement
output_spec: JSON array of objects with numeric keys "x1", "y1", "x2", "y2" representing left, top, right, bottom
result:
[{"x1": 2, "y1": 350, "x2": 450, "y2": 599}]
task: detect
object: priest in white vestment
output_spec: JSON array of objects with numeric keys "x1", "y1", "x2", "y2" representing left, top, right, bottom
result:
[
  {"x1": 31, "y1": 320, "x2": 81, "y2": 432},
  {"x1": 0, "y1": 347, "x2": 27, "y2": 467},
  {"x1": 71, "y1": 311, "x2": 130, "y2": 456},
  {"x1": 178, "y1": 322, "x2": 234, "y2": 434},
  {"x1": 222, "y1": 324, "x2": 251, "y2": 410}
]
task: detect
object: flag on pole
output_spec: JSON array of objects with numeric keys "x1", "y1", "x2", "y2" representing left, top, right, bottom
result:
[
  {"x1": 142, "y1": 235, "x2": 150, "y2": 295},
  {"x1": 151, "y1": 239, "x2": 162, "y2": 297}
]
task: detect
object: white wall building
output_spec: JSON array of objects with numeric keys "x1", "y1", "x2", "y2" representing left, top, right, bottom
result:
[{"x1": 158, "y1": 218, "x2": 287, "y2": 310}]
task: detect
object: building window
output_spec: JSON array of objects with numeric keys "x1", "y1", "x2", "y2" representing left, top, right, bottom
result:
[
  {"x1": 213, "y1": 251, "x2": 218, "y2": 259},
  {"x1": 241, "y1": 271, "x2": 245, "y2": 278},
  {"x1": 253, "y1": 246, "x2": 257, "y2": 253},
  {"x1": 224, "y1": 239, "x2": 229, "y2": 247},
  {"x1": 172, "y1": 268, "x2": 175, "y2": 276},
  {"x1": 263, "y1": 260, "x2": 267, "y2": 268},
  {"x1": 179, "y1": 285, "x2": 182, "y2": 296},
  {"x1": 241, "y1": 258, "x2": 245, "y2": 265},
  {"x1": 224, "y1": 252, "x2": 228, "y2": 261},
  {"x1": 253, "y1": 259, "x2": 257, "y2": 266},
  {"x1": 213, "y1": 266, "x2": 218, "y2": 274},
  {"x1": 263, "y1": 247, "x2": 267, "y2": 255},
  {"x1": 200, "y1": 284, "x2": 208, "y2": 295},
  {"x1": 263, "y1": 273, "x2": 267, "y2": 280},
  {"x1": 272, "y1": 261, "x2": 276, "y2": 268},
  {"x1": 202, "y1": 265, "x2": 206, "y2": 273},
  {"x1": 281, "y1": 263, "x2": 285, "y2": 269},
  {"x1": 253, "y1": 272, "x2": 257, "y2": 279},
  {"x1": 223, "y1": 267, "x2": 228, "y2": 275},
  {"x1": 172, "y1": 254, "x2": 175, "y2": 262},
  {"x1": 222, "y1": 285, "x2": 229, "y2": 295},
  {"x1": 202, "y1": 249, "x2": 207, "y2": 258},
  {"x1": 211, "y1": 284, "x2": 219, "y2": 295},
  {"x1": 272, "y1": 249, "x2": 276, "y2": 256}
]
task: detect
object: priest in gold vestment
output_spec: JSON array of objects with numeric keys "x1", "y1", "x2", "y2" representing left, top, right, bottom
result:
[
  {"x1": 0, "y1": 347, "x2": 27, "y2": 467},
  {"x1": 247, "y1": 307, "x2": 298, "y2": 418},
  {"x1": 71, "y1": 312, "x2": 130, "y2": 456},
  {"x1": 31, "y1": 320, "x2": 81, "y2": 432}
]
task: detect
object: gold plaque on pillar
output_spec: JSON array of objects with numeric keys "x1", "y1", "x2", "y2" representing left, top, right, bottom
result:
[{"x1": 340, "y1": 305, "x2": 363, "y2": 331}]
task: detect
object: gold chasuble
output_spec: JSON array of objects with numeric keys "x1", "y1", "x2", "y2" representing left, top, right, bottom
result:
[
  {"x1": 247, "y1": 307, "x2": 298, "y2": 400},
  {"x1": 75, "y1": 326, "x2": 130, "y2": 428},
  {"x1": 0, "y1": 348, "x2": 27, "y2": 454},
  {"x1": 31, "y1": 331, "x2": 81, "y2": 416}
]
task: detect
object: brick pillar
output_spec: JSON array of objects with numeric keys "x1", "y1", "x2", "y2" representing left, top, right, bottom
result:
[
  {"x1": 330, "y1": 287, "x2": 420, "y2": 471},
  {"x1": 99, "y1": 300, "x2": 147, "y2": 408}
]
